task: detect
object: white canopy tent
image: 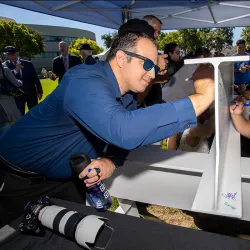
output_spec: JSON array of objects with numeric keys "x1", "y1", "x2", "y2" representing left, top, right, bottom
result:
[{"x1": 1, "y1": 1, "x2": 250, "y2": 30}]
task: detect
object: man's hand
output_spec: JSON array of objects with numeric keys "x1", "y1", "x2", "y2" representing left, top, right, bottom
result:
[
  {"x1": 239, "y1": 67, "x2": 246, "y2": 73},
  {"x1": 243, "y1": 90, "x2": 250, "y2": 100},
  {"x1": 37, "y1": 93, "x2": 43, "y2": 100},
  {"x1": 157, "y1": 54, "x2": 168, "y2": 75},
  {"x1": 238, "y1": 84, "x2": 247, "y2": 94},
  {"x1": 15, "y1": 63, "x2": 24, "y2": 72},
  {"x1": 230, "y1": 96, "x2": 244, "y2": 116},
  {"x1": 51, "y1": 72, "x2": 57, "y2": 81},
  {"x1": 79, "y1": 158, "x2": 115, "y2": 187}
]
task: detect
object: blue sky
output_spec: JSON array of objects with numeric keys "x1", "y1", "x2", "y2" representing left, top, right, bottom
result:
[{"x1": 0, "y1": 3, "x2": 244, "y2": 49}]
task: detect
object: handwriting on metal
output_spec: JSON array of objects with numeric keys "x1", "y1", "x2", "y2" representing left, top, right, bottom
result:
[
  {"x1": 224, "y1": 202, "x2": 236, "y2": 210},
  {"x1": 222, "y1": 192, "x2": 237, "y2": 201}
]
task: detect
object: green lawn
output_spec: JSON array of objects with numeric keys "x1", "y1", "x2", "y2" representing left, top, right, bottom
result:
[
  {"x1": 25, "y1": 78, "x2": 58, "y2": 113},
  {"x1": 39, "y1": 78, "x2": 58, "y2": 102}
]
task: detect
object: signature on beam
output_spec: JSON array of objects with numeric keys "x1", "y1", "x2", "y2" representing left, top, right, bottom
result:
[
  {"x1": 224, "y1": 202, "x2": 237, "y2": 210},
  {"x1": 222, "y1": 192, "x2": 237, "y2": 201}
]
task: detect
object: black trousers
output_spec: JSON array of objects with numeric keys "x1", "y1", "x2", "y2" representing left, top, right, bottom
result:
[
  {"x1": 15, "y1": 93, "x2": 38, "y2": 115},
  {"x1": 0, "y1": 170, "x2": 86, "y2": 228}
]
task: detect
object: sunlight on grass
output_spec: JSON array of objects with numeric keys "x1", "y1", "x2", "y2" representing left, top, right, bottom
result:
[{"x1": 25, "y1": 78, "x2": 58, "y2": 113}]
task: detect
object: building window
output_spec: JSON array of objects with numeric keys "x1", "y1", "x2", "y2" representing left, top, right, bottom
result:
[
  {"x1": 34, "y1": 52, "x2": 60, "y2": 58},
  {"x1": 44, "y1": 36, "x2": 78, "y2": 43}
]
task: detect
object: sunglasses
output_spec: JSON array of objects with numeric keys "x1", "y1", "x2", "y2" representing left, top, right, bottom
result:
[{"x1": 121, "y1": 50, "x2": 160, "y2": 75}]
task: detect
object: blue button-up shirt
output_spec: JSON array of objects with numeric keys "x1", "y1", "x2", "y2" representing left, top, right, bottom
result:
[{"x1": 0, "y1": 61, "x2": 197, "y2": 179}]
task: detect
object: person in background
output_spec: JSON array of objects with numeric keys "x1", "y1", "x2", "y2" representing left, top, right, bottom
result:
[
  {"x1": 78, "y1": 44, "x2": 96, "y2": 65},
  {"x1": 144, "y1": 42, "x2": 183, "y2": 107},
  {"x1": 3, "y1": 46, "x2": 43, "y2": 115},
  {"x1": 162, "y1": 47, "x2": 214, "y2": 151},
  {"x1": 0, "y1": 59, "x2": 23, "y2": 125},
  {"x1": 163, "y1": 42, "x2": 182, "y2": 78},
  {"x1": 51, "y1": 41, "x2": 82, "y2": 83},
  {"x1": 233, "y1": 39, "x2": 250, "y2": 94}
]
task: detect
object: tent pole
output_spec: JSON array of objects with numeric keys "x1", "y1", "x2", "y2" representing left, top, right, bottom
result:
[
  {"x1": 206, "y1": 0, "x2": 217, "y2": 24},
  {"x1": 122, "y1": 6, "x2": 131, "y2": 23}
]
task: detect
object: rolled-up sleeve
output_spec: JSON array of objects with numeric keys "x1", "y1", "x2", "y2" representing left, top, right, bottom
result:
[{"x1": 64, "y1": 78, "x2": 197, "y2": 150}]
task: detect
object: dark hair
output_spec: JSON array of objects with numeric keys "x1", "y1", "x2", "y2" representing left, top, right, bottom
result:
[
  {"x1": 164, "y1": 42, "x2": 178, "y2": 55},
  {"x1": 236, "y1": 39, "x2": 246, "y2": 46},
  {"x1": 106, "y1": 30, "x2": 157, "y2": 61},
  {"x1": 143, "y1": 15, "x2": 162, "y2": 25},
  {"x1": 193, "y1": 47, "x2": 211, "y2": 58},
  {"x1": 163, "y1": 42, "x2": 178, "y2": 64}
]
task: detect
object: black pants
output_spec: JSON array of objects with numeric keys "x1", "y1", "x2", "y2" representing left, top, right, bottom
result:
[
  {"x1": 0, "y1": 171, "x2": 86, "y2": 228},
  {"x1": 15, "y1": 94, "x2": 38, "y2": 115}
]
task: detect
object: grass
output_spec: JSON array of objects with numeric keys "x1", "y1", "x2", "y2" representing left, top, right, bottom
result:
[{"x1": 39, "y1": 78, "x2": 58, "y2": 102}]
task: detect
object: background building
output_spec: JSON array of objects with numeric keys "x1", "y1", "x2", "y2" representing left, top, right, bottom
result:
[{"x1": 27, "y1": 24, "x2": 96, "y2": 72}]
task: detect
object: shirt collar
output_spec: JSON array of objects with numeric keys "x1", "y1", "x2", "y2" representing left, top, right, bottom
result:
[
  {"x1": 103, "y1": 61, "x2": 122, "y2": 99},
  {"x1": 61, "y1": 54, "x2": 69, "y2": 59}
]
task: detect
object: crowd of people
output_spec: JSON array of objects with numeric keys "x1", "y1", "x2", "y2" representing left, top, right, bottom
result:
[{"x1": 0, "y1": 14, "x2": 249, "y2": 228}]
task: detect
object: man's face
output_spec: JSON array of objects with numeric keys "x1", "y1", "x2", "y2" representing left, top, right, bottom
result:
[
  {"x1": 7, "y1": 54, "x2": 18, "y2": 62},
  {"x1": 237, "y1": 43, "x2": 245, "y2": 54},
  {"x1": 80, "y1": 49, "x2": 91, "y2": 58},
  {"x1": 151, "y1": 19, "x2": 162, "y2": 39},
  {"x1": 121, "y1": 38, "x2": 158, "y2": 93},
  {"x1": 59, "y1": 43, "x2": 69, "y2": 55}
]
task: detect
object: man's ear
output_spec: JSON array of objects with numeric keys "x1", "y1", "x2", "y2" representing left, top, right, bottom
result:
[{"x1": 116, "y1": 50, "x2": 127, "y2": 68}]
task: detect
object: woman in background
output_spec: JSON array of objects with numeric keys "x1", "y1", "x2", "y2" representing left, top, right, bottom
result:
[
  {"x1": 143, "y1": 43, "x2": 182, "y2": 107},
  {"x1": 0, "y1": 60, "x2": 23, "y2": 127}
]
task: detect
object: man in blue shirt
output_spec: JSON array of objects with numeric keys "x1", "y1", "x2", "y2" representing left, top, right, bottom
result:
[
  {"x1": 233, "y1": 39, "x2": 250, "y2": 94},
  {"x1": 0, "y1": 31, "x2": 214, "y2": 225}
]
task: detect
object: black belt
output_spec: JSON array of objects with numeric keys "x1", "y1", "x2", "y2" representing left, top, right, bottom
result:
[{"x1": 0, "y1": 156, "x2": 52, "y2": 184}]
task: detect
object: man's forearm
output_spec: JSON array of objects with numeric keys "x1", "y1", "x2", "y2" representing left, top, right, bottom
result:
[
  {"x1": 231, "y1": 114, "x2": 250, "y2": 138},
  {"x1": 189, "y1": 94, "x2": 214, "y2": 117}
]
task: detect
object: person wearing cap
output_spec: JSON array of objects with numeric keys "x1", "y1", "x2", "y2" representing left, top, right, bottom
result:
[
  {"x1": 0, "y1": 31, "x2": 214, "y2": 226},
  {"x1": 0, "y1": 59, "x2": 22, "y2": 127},
  {"x1": 51, "y1": 41, "x2": 81, "y2": 83},
  {"x1": 78, "y1": 44, "x2": 96, "y2": 65},
  {"x1": 3, "y1": 46, "x2": 43, "y2": 115},
  {"x1": 118, "y1": 17, "x2": 168, "y2": 107}
]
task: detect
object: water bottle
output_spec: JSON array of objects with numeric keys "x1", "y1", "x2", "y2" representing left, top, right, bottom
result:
[
  {"x1": 70, "y1": 153, "x2": 112, "y2": 212},
  {"x1": 243, "y1": 102, "x2": 250, "y2": 120}
]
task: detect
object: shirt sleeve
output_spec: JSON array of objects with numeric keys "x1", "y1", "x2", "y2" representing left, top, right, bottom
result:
[
  {"x1": 4, "y1": 67, "x2": 23, "y2": 87},
  {"x1": 64, "y1": 78, "x2": 197, "y2": 150}
]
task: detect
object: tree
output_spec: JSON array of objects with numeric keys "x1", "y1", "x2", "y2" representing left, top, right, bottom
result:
[
  {"x1": 69, "y1": 38, "x2": 103, "y2": 56},
  {"x1": 156, "y1": 28, "x2": 234, "y2": 55},
  {"x1": 101, "y1": 31, "x2": 118, "y2": 48},
  {"x1": 157, "y1": 31, "x2": 181, "y2": 51},
  {"x1": 0, "y1": 21, "x2": 45, "y2": 59},
  {"x1": 241, "y1": 27, "x2": 250, "y2": 51},
  {"x1": 203, "y1": 28, "x2": 234, "y2": 53}
]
